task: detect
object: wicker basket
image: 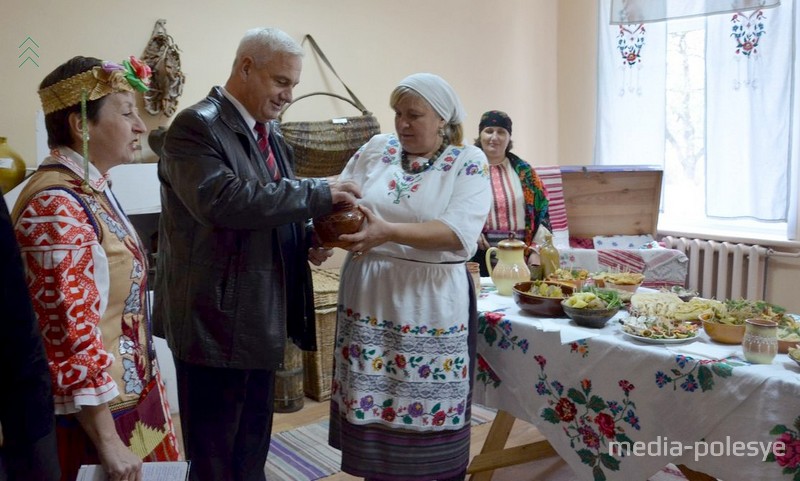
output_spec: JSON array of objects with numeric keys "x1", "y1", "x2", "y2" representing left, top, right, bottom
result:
[
  {"x1": 278, "y1": 92, "x2": 380, "y2": 178},
  {"x1": 310, "y1": 266, "x2": 340, "y2": 306},
  {"x1": 277, "y1": 35, "x2": 381, "y2": 178},
  {"x1": 303, "y1": 267, "x2": 341, "y2": 401},
  {"x1": 303, "y1": 306, "x2": 337, "y2": 401}
]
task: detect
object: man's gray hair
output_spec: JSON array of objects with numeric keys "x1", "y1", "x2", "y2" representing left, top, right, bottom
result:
[{"x1": 235, "y1": 27, "x2": 304, "y2": 66}]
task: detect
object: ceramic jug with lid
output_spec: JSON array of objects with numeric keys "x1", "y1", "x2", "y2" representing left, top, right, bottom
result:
[{"x1": 485, "y1": 233, "x2": 531, "y2": 296}]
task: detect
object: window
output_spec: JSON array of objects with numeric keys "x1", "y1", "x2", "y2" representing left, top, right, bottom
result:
[{"x1": 595, "y1": 0, "x2": 800, "y2": 242}]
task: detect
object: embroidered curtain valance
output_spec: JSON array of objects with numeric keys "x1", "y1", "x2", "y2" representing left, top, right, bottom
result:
[{"x1": 609, "y1": 0, "x2": 780, "y2": 24}]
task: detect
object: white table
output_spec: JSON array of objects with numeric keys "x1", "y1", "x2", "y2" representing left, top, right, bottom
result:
[{"x1": 471, "y1": 288, "x2": 800, "y2": 481}]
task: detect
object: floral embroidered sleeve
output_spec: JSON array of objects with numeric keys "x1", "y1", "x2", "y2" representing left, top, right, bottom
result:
[{"x1": 14, "y1": 189, "x2": 117, "y2": 414}]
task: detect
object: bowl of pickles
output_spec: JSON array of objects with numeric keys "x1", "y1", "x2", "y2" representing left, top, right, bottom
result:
[{"x1": 561, "y1": 288, "x2": 623, "y2": 328}]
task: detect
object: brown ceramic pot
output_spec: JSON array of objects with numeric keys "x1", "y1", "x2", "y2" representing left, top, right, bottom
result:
[{"x1": 313, "y1": 205, "x2": 365, "y2": 248}]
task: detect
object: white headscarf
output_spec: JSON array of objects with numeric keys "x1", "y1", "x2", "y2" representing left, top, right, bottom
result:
[{"x1": 396, "y1": 73, "x2": 466, "y2": 124}]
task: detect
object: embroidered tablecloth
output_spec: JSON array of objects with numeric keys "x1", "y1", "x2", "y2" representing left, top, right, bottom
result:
[{"x1": 473, "y1": 288, "x2": 800, "y2": 481}]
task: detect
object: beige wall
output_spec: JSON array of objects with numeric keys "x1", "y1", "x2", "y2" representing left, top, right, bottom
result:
[
  {"x1": 1, "y1": 0, "x2": 557, "y2": 167},
  {"x1": 557, "y1": 0, "x2": 598, "y2": 166},
  {"x1": 3, "y1": 0, "x2": 798, "y2": 311}
]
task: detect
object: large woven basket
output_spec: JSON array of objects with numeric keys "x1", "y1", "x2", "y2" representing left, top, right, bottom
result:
[
  {"x1": 309, "y1": 266, "x2": 340, "y2": 306},
  {"x1": 303, "y1": 267, "x2": 341, "y2": 401},
  {"x1": 278, "y1": 92, "x2": 380, "y2": 178}
]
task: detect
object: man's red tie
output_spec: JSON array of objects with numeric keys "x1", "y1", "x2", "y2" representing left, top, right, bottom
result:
[{"x1": 255, "y1": 122, "x2": 280, "y2": 180}]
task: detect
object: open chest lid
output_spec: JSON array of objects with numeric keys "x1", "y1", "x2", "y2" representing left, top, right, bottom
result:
[{"x1": 559, "y1": 165, "x2": 663, "y2": 238}]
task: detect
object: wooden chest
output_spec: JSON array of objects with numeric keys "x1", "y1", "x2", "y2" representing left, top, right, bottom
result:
[{"x1": 560, "y1": 165, "x2": 663, "y2": 239}]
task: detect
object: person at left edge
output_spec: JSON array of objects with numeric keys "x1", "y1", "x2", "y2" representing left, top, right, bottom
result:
[
  {"x1": 0, "y1": 195, "x2": 59, "y2": 481},
  {"x1": 153, "y1": 27, "x2": 361, "y2": 481}
]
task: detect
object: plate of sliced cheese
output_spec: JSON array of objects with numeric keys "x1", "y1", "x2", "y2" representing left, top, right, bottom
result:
[
  {"x1": 629, "y1": 293, "x2": 726, "y2": 324},
  {"x1": 619, "y1": 315, "x2": 700, "y2": 344}
]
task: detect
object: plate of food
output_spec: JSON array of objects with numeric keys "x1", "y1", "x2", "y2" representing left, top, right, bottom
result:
[
  {"x1": 660, "y1": 285, "x2": 699, "y2": 302},
  {"x1": 547, "y1": 268, "x2": 589, "y2": 290},
  {"x1": 619, "y1": 315, "x2": 700, "y2": 344},
  {"x1": 629, "y1": 293, "x2": 726, "y2": 325},
  {"x1": 596, "y1": 272, "x2": 645, "y2": 292}
]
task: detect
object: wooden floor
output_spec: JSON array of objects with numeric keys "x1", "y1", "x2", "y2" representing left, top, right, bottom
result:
[
  {"x1": 271, "y1": 397, "x2": 575, "y2": 481},
  {"x1": 172, "y1": 396, "x2": 574, "y2": 480},
  {"x1": 173, "y1": 397, "x2": 709, "y2": 480}
]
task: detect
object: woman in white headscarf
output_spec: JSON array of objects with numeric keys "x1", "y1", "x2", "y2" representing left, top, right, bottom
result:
[{"x1": 326, "y1": 73, "x2": 491, "y2": 481}]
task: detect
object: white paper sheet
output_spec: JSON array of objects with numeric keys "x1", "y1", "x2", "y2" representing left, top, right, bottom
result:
[{"x1": 76, "y1": 462, "x2": 190, "y2": 481}]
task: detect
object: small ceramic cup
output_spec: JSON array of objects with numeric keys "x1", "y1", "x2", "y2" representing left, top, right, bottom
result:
[{"x1": 742, "y1": 318, "x2": 778, "y2": 364}]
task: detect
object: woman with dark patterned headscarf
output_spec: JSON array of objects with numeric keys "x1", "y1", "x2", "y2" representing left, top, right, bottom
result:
[{"x1": 470, "y1": 110, "x2": 552, "y2": 276}]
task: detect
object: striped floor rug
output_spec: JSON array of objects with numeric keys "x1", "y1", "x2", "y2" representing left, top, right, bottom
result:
[
  {"x1": 265, "y1": 419, "x2": 339, "y2": 481},
  {"x1": 264, "y1": 404, "x2": 497, "y2": 481},
  {"x1": 263, "y1": 407, "x2": 691, "y2": 481}
]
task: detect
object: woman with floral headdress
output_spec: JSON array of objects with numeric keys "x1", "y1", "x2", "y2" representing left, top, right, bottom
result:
[
  {"x1": 11, "y1": 56, "x2": 179, "y2": 481},
  {"x1": 327, "y1": 73, "x2": 492, "y2": 481}
]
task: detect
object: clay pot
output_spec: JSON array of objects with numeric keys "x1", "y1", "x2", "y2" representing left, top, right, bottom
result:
[
  {"x1": 0, "y1": 137, "x2": 26, "y2": 194},
  {"x1": 313, "y1": 205, "x2": 365, "y2": 248},
  {"x1": 742, "y1": 318, "x2": 778, "y2": 364}
]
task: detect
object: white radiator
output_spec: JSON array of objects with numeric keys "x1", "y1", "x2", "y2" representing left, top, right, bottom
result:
[{"x1": 660, "y1": 236, "x2": 769, "y2": 300}]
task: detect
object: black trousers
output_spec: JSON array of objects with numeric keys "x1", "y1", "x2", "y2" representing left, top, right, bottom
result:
[
  {"x1": 174, "y1": 359, "x2": 276, "y2": 481},
  {"x1": 0, "y1": 430, "x2": 60, "y2": 481}
]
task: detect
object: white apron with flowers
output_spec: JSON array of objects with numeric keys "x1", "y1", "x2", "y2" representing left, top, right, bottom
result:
[{"x1": 330, "y1": 133, "x2": 491, "y2": 432}]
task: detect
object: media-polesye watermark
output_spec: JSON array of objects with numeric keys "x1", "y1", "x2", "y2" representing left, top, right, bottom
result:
[{"x1": 610, "y1": 436, "x2": 785, "y2": 462}]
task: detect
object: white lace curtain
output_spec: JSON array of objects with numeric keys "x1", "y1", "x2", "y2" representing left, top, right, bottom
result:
[{"x1": 595, "y1": 0, "x2": 798, "y2": 227}]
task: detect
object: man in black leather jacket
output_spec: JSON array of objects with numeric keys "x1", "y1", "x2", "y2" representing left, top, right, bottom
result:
[
  {"x1": 153, "y1": 27, "x2": 360, "y2": 481},
  {"x1": 0, "y1": 196, "x2": 59, "y2": 481}
]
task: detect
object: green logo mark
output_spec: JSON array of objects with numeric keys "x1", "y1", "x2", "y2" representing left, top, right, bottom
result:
[{"x1": 19, "y1": 36, "x2": 40, "y2": 68}]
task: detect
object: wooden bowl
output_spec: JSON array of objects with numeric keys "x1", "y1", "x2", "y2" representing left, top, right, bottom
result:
[
  {"x1": 604, "y1": 281, "x2": 642, "y2": 293},
  {"x1": 702, "y1": 320, "x2": 745, "y2": 344},
  {"x1": 789, "y1": 348, "x2": 800, "y2": 367},
  {"x1": 546, "y1": 277, "x2": 585, "y2": 291},
  {"x1": 512, "y1": 281, "x2": 573, "y2": 317},
  {"x1": 313, "y1": 205, "x2": 364, "y2": 248},
  {"x1": 778, "y1": 339, "x2": 800, "y2": 354},
  {"x1": 561, "y1": 302, "x2": 620, "y2": 328}
]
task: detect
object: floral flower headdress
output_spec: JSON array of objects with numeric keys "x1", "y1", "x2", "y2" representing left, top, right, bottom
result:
[
  {"x1": 37, "y1": 56, "x2": 151, "y2": 192},
  {"x1": 38, "y1": 56, "x2": 151, "y2": 114}
]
